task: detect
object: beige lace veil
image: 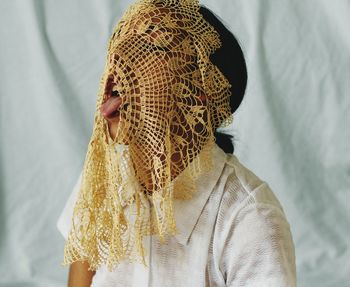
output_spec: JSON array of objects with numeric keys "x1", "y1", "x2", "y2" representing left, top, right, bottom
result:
[{"x1": 62, "y1": 0, "x2": 233, "y2": 271}]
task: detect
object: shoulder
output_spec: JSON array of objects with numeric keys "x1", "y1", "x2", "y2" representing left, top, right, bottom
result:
[
  {"x1": 216, "y1": 153, "x2": 293, "y2": 239},
  {"x1": 212, "y1": 153, "x2": 297, "y2": 286},
  {"x1": 218, "y1": 153, "x2": 286, "y2": 217}
]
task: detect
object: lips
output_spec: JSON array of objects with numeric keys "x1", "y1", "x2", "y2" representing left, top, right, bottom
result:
[
  {"x1": 101, "y1": 96, "x2": 122, "y2": 119},
  {"x1": 101, "y1": 77, "x2": 123, "y2": 119}
]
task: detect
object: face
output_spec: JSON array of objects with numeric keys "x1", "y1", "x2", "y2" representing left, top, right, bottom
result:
[
  {"x1": 101, "y1": 7, "x2": 209, "y2": 148},
  {"x1": 96, "y1": 3, "x2": 232, "y2": 191},
  {"x1": 98, "y1": 6, "x2": 215, "y2": 189}
]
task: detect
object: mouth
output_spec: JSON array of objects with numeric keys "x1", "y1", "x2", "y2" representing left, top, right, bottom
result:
[{"x1": 101, "y1": 79, "x2": 123, "y2": 120}]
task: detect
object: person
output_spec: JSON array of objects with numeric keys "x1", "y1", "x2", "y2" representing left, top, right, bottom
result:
[{"x1": 57, "y1": 0, "x2": 297, "y2": 286}]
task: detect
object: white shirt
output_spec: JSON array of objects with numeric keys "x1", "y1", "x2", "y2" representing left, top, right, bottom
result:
[{"x1": 57, "y1": 144, "x2": 297, "y2": 287}]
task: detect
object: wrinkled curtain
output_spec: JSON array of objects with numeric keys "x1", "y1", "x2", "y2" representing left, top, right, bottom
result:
[{"x1": 0, "y1": 0, "x2": 349, "y2": 286}]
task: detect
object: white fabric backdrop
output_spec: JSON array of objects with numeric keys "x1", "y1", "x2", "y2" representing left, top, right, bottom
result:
[{"x1": 0, "y1": 0, "x2": 349, "y2": 286}]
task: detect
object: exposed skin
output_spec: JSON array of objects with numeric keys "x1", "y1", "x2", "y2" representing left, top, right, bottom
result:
[
  {"x1": 101, "y1": 93, "x2": 206, "y2": 147},
  {"x1": 67, "y1": 87, "x2": 206, "y2": 286},
  {"x1": 68, "y1": 8, "x2": 210, "y2": 283},
  {"x1": 68, "y1": 261, "x2": 96, "y2": 287},
  {"x1": 100, "y1": 96, "x2": 122, "y2": 139},
  {"x1": 65, "y1": 96, "x2": 118, "y2": 285}
]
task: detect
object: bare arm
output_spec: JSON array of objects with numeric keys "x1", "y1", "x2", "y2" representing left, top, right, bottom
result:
[{"x1": 68, "y1": 261, "x2": 96, "y2": 287}]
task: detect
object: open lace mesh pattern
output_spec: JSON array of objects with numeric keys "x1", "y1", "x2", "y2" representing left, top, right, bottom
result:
[{"x1": 62, "y1": 0, "x2": 233, "y2": 271}]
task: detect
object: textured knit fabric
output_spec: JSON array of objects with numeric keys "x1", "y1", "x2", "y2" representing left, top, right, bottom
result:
[
  {"x1": 57, "y1": 144, "x2": 296, "y2": 286},
  {"x1": 64, "y1": 0, "x2": 235, "y2": 270}
]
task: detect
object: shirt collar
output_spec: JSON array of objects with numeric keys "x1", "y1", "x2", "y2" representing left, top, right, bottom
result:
[{"x1": 173, "y1": 143, "x2": 227, "y2": 245}]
